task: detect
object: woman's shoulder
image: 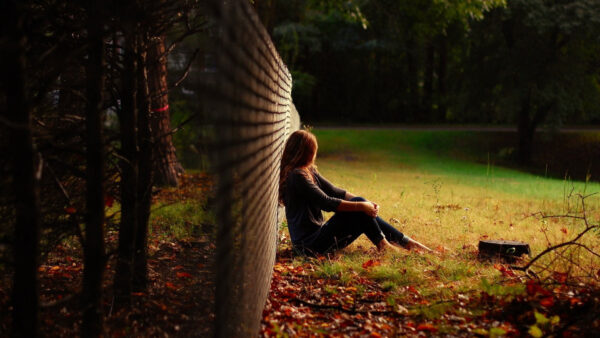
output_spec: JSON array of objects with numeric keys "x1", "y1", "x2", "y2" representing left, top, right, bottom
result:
[{"x1": 290, "y1": 168, "x2": 313, "y2": 182}]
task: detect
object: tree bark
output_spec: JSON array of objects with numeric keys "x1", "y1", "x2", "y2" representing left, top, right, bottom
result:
[
  {"x1": 148, "y1": 35, "x2": 183, "y2": 187},
  {"x1": 517, "y1": 90, "x2": 534, "y2": 165},
  {"x1": 3, "y1": 3, "x2": 41, "y2": 336},
  {"x1": 81, "y1": 3, "x2": 106, "y2": 335},
  {"x1": 113, "y1": 31, "x2": 139, "y2": 309},
  {"x1": 423, "y1": 41, "x2": 435, "y2": 120},
  {"x1": 58, "y1": 64, "x2": 84, "y2": 115},
  {"x1": 405, "y1": 38, "x2": 420, "y2": 121},
  {"x1": 437, "y1": 35, "x2": 448, "y2": 121},
  {"x1": 134, "y1": 41, "x2": 152, "y2": 292}
]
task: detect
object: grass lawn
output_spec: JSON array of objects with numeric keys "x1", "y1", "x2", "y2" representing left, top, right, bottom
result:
[
  {"x1": 262, "y1": 128, "x2": 600, "y2": 336},
  {"x1": 313, "y1": 128, "x2": 600, "y2": 265}
]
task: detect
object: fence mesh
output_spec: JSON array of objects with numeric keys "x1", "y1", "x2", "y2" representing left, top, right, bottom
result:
[{"x1": 204, "y1": 0, "x2": 300, "y2": 336}]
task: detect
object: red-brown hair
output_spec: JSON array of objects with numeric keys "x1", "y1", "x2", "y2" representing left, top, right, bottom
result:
[{"x1": 278, "y1": 130, "x2": 318, "y2": 205}]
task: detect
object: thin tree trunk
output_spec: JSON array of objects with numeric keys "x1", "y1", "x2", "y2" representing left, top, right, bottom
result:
[
  {"x1": 4, "y1": 3, "x2": 40, "y2": 336},
  {"x1": 134, "y1": 40, "x2": 152, "y2": 292},
  {"x1": 81, "y1": 3, "x2": 106, "y2": 335},
  {"x1": 113, "y1": 31, "x2": 139, "y2": 309},
  {"x1": 437, "y1": 35, "x2": 448, "y2": 121},
  {"x1": 405, "y1": 38, "x2": 420, "y2": 121},
  {"x1": 148, "y1": 35, "x2": 182, "y2": 187},
  {"x1": 517, "y1": 92, "x2": 533, "y2": 165},
  {"x1": 58, "y1": 65, "x2": 84, "y2": 115},
  {"x1": 423, "y1": 41, "x2": 435, "y2": 120}
]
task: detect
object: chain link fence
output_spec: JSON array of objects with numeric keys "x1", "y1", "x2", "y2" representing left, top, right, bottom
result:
[{"x1": 204, "y1": 0, "x2": 300, "y2": 336}]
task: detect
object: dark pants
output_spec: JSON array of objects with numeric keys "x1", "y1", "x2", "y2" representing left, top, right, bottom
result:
[{"x1": 301, "y1": 197, "x2": 408, "y2": 255}]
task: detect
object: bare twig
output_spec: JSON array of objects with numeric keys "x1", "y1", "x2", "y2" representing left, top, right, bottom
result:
[
  {"x1": 169, "y1": 48, "x2": 200, "y2": 90},
  {"x1": 512, "y1": 194, "x2": 599, "y2": 275}
]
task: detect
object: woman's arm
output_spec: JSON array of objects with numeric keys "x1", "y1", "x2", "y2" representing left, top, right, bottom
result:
[
  {"x1": 293, "y1": 170, "x2": 344, "y2": 212},
  {"x1": 337, "y1": 200, "x2": 378, "y2": 217},
  {"x1": 314, "y1": 172, "x2": 346, "y2": 199}
]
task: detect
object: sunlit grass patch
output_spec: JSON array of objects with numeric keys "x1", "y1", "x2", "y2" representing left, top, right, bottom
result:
[
  {"x1": 313, "y1": 259, "x2": 351, "y2": 284},
  {"x1": 151, "y1": 201, "x2": 213, "y2": 240}
]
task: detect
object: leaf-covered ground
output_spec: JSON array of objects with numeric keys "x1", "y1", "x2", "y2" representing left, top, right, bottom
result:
[
  {"x1": 3, "y1": 130, "x2": 600, "y2": 336},
  {"x1": 0, "y1": 173, "x2": 216, "y2": 337},
  {"x1": 261, "y1": 246, "x2": 600, "y2": 336}
]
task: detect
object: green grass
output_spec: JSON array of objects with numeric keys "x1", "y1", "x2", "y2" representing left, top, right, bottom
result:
[
  {"x1": 150, "y1": 201, "x2": 213, "y2": 240},
  {"x1": 314, "y1": 129, "x2": 600, "y2": 200},
  {"x1": 297, "y1": 128, "x2": 600, "y2": 304}
]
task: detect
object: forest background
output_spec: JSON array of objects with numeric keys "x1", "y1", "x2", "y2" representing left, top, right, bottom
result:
[
  {"x1": 2, "y1": 0, "x2": 600, "y2": 336},
  {"x1": 249, "y1": 0, "x2": 600, "y2": 166}
]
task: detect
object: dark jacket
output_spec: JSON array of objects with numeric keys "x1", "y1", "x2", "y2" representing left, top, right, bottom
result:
[{"x1": 283, "y1": 168, "x2": 346, "y2": 246}]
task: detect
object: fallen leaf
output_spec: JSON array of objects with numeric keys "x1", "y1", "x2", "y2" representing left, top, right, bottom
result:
[
  {"x1": 165, "y1": 282, "x2": 179, "y2": 290},
  {"x1": 435, "y1": 245, "x2": 447, "y2": 253},
  {"x1": 526, "y1": 280, "x2": 551, "y2": 297},
  {"x1": 407, "y1": 285, "x2": 420, "y2": 295},
  {"x1": 416, "y1": 323, "x2": 437, "y2": 332},
  {"x1": 494, "y1": 264, "x2": 515, "y2": 277},
  {"x1": 64, "y1": 207, "x2": 76, "y2": 214},
  {"x1": 176, "y1": 272, "x2": 192, "y2": 278},
  {"x1": 540, "y1": 297, "x2": 554, "y2": 307},
  {"x1": 362, "y1": 259, "x2": 381, "y2": 269},
  {"x1": 534, "y1": 311, "x2": 549, "y2": 325},
  {"x1": 553, "y1": 272, "x2": 568, "y2": 283},
  {"x1": 570, "y1": 297, "x2": 582, "y2": 306},
  {"x1": 528, "y1": 325, "x2": 543, "y2": 338},
  {"x1": 105, "y1": 195, "x2": 114, "y2": 208},
  {"x1": 396, "y1": 305, "x2": 409, "y2": 315}
]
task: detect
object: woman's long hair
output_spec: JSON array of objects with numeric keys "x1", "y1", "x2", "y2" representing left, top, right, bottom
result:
[{"x1": 278, "y1": 130, "x2": 318, "y2": 205}]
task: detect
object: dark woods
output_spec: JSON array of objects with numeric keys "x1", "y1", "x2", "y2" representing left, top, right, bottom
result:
[
  {"x1": 255, "y1": 0, "x2": 600, "y2": 163},
  {"x1": 0, "y1": 0, "x2": 204, "y2": 336}
]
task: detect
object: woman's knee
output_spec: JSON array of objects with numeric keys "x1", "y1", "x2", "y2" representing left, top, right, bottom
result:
[{"x1": 350, "y1": 196, "x2": 367, "y2": 202}]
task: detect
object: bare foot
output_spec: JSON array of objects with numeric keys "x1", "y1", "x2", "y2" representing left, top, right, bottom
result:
[
  {"x1": 376, "y1": 239, "x2": 401, "y2": 253},
  {"x1": 405, "y1": 238, "x2": 434, "y2": 253}
]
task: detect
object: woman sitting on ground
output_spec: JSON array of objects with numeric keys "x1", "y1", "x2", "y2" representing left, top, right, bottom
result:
[{"x1": 279, "y1": 129, "x2": 431, "y2": 256}]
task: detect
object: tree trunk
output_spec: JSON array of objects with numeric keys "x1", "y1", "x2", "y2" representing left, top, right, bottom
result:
[
  {"x1": 134, "y1": 42, "x2": 152, "y2": 292},
  {"x1": 517, "y1": 93, "x2": 534, "y2": 165},
  {"x1": 437, "y1": 35, "x2": 448, "y2": 121},
  {"x1": 58, "y1": 65, "x2": 84, "y2": 115},
  {"x1": 4, "y1": 3, "x2": 41, "y2": 336},
  {"x1": 405, "y1": 38, "x2": 420, "y2": 121},
  {"x1": 423, "y1": 41, "x2": 435, "y2": 120},
  {"x1": 81, "y1": 4, "x2": 106, "y2": 336},
  {"x1": 148, "y1": 35, "x2": 183, "y2": 187},
  {"x1": 113, "y1": 31, "x2": 139, "y2": 309}
]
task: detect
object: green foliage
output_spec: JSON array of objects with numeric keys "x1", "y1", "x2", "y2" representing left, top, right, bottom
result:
[
  {"x1": 463, "y1": 0, "x2": 600, "y2": 125},
  {"x1": 259, "y1": 0, "x2": 600, "y2": 128}
]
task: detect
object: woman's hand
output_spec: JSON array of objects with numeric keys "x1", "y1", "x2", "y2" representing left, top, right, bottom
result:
[
  {"x1": 337, "y1": 199, "x2": 379, "y2": 217},
  {"x1": 360, "y1": 201, "x2": 379, "y2": 217}
]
